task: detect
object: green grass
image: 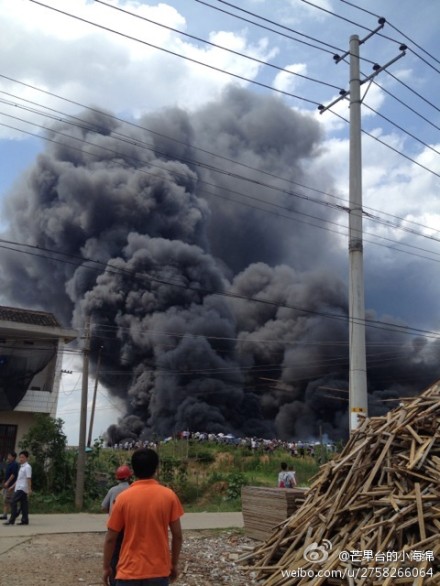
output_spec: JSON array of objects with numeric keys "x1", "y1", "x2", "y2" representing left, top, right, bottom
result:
[{"x1": 28, "y1": 440, "x2": 332, "y2": 513}]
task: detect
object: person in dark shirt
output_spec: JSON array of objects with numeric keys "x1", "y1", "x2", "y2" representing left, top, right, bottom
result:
[{"x1": 1, "y1": 452, "x2": 19, "y2": 521}]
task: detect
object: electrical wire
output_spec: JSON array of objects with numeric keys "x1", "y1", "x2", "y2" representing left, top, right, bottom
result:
[
  {"x1": 95, "y1": 0, "x2": 343, "y2": 92},
  {"x1": 339, "y1": 0, "x2": 440, "y2": 70},
  {"x1": 26, "y1": 0, "x2": 320, "y2": 107},
  {"x1": 362, "y1": 102, "x2": 440, "y2": 159},
  {"x1": 2, "y1": 90, "x2": 440, "y2": 255},
  {"x1": 325, "y1": 109, "x2": 440, "y2": 180},
  {"x1": 1, "y1": 73, "x2": 439, "y2": 249},
  {"x1": 1, "y1": 236, "x2": 440, "y2": 341},
  {"x1": 4, "y1": 116, "x2": 440, "y2": 274},
  {"x1": 3, "y1": 113, "x2": 440, "y2": 278},
  {"x1": 16, "y1": 3, "x2": 440, "y2": 184},
  {"x1": 193, "y1": 0, "x2": 341, "y2": 57},
  {"x1": 385, "y1": 69, "x2": 440, "y2": 115},
  {"x1": 372, "y1": 79, "x2": 440, "y2": 134}
]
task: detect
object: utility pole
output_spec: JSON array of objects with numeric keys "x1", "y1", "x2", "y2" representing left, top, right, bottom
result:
[
  {"x1": 75, "y1": 315, "x2": 91, "y2": 510},
  {"x1": 319, "y1": 20, "x2": 406, "y2": 432},
  {"x1": 87, "y1": 345, "x2": 103, "y2": 448},
  {"x1": 347, "y1": 34, "x2": 367, "y2": 433}
]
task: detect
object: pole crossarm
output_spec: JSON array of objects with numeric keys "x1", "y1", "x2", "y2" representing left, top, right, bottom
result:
[{"x1": 318, "y1": 48, "x2": 406, "y2": 114}]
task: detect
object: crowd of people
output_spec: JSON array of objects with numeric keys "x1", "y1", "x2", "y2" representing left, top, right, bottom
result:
[{"x1": 109, "y1": 431, "x2": 336, "y2": 458}]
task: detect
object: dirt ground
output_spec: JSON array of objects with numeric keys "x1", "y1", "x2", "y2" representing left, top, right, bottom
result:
[{"x1": 2, "y1": 529, "x2": 261, "y2": 586}]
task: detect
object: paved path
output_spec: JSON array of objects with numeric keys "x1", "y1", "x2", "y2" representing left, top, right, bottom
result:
[{"x1": 0, "y1": 512, "x2": 243, "y2": 555}]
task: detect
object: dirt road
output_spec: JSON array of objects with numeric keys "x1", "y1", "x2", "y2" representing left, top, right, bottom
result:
[{"x1": 2, "y1": 529, "x2": 261, "y2": 586}]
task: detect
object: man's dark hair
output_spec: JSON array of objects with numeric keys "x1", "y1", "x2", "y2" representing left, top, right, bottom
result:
[
  {"x1": 19, "y1": 450, "x2": 29, "y2": 458},
  {"x1": 131, "y1": 448, "x2": 159, "y2": 479},
  {"x1": 280, "y1": 462, "x2": 287, "y2": 471},
  {"x1": 8, "y1": 451, "x2": 17, "y2": 458}
]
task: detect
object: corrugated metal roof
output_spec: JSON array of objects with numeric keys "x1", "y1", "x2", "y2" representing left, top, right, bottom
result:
[{"x1": 0, "y1": 305, "x2": 61, "y2": 328}]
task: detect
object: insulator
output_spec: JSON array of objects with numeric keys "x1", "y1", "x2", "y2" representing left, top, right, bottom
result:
[
  {"x1": 400, "y1": 44, "x2": 407, "y2": 51},
  {"x1": 333, "y1": 54, "x2": 340, "y2": 62},
  {"x1": 378, "y1": 17, "x2": 386, "y2": 25},
  {"x1": 372, "y1": 63, "x2": 381, "y2": 71}
]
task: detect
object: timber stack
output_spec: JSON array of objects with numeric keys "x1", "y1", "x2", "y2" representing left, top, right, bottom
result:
[
  {"x1": 240, "y1": 380, "x2": 440, "y2": 585},
  {"x1": 242, "y1": 486, "x2": 307, "y2": 541}
]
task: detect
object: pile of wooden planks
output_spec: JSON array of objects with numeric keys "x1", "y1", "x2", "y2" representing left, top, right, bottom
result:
[
  {"x1": 242, "y1": 486, "x2": 307, "y2": 541},
  {"x1": 240, "y1": 381, "x2": 440, "y2": 585}
]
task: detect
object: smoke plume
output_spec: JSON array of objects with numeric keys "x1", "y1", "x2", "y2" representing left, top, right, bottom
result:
[{"x1": 1, "y1": 86, "x2": 439, "y2": 441}]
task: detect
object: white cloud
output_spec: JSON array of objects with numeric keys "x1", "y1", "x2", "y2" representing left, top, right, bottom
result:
[
  {"x1": 273, "y1": 62, "x2": 307, "y2": 93},
  {"x1": 0, "y1": 0, "x2": 279, "y2": 140}
]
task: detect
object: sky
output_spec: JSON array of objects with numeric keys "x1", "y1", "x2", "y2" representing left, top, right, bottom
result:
[{"x1": 0, "y1": 0, "x2": 439, "y2": 443}]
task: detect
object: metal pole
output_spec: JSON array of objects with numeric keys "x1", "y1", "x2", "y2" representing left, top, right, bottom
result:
[
  {"x1": 75, "y1": 316, "x2": 90, "y2": 509},
  {"x1": 348, "y1": 35, "x2": 368, "y2": 431}
]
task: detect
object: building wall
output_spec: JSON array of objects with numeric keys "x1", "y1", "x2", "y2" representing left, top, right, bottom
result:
[
  {"x1": 15, "y1": 340, "x2": 64, "y2": 417},
  {"x1": 0, "y1": 411, "x2": 37, "y2": 455}
]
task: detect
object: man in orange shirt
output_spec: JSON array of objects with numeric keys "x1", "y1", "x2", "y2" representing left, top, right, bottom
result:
[{"x1": 102, "y1": 448, "x2": 184, "y2": 586}]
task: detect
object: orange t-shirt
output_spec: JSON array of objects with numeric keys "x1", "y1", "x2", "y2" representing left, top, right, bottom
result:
[{"x1": 107, "y1": 479, "x2": 184, "y2": 580}]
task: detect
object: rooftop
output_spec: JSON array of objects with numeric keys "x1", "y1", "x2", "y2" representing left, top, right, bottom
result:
[{"x1": 0, "y1": 305, "x2": 61, "y2": 328}]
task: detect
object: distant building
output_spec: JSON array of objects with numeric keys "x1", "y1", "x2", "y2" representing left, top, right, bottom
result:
[{"x1": 0, "y1": 305, "x2": 77, "y2": 458}]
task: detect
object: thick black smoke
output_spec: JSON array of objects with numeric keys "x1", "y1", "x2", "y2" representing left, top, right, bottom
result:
[{"x1": 1, "y1": 86, "x2": 439, "y2": 441}]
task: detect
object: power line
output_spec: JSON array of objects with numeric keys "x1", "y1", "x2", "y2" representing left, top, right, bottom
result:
[
  {"x1": 2, "y1": 72, "x2": 436, "y2": 241},
  {"x1": 194, "y1": 0, "x2": 341, "y2": 57},
  {"x1": 2, "y1": 75, "x2": 440, "y2": 244},
  {"x1": 326, "y1": 109, "x2": 440, "y2": 180},
  {"x1": 0, "y1": 97, "x2": 350, "y2": 217},
  {"x1": 338, "y1": 0, "x2": 440, "y2": 71},
  {"x1": 2, "y1": 109, "x2": 440, "y2": 267},
  {"x1": 16, "y1": 3, "x2": 440, "y2": 182},
  {"x1": 385, "y1": 69, "x2": 440, "y2": 115},
  {"x1": 1, "y1": 236, "x2": 440, "y2": 341},
  {"x1": 362, "y1": 102, "x2": 440, "y2": 159},
  {"x1": 372, "y1": 79, "x2": 440, "y2": 134},
  {"x1": 300, "y1": 0, "x2": 378, "y2": 33},
  {"x1": 26, "y1": 0, "x2": 320, "y2": 107},
  {"x1": 95, "y1": 0, "x2": 343, "y2": 92},
  {"x1": 201, "y1": 0, "x2": 345, "y2": 54},
  {"x1": 0, "y1": 74, "x2": 344, "y2": 203},
  {"x1": 3, "y1": 112, "x2": 440, "y2": 269}
]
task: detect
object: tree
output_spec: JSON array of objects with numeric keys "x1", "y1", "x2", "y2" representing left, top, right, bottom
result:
[{"x1": 19, "y1": 414, "x2": 72, "y2": 493}]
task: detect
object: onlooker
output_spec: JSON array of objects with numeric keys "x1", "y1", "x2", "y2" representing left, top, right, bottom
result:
[
  {"x1": 103, "y1": 448, "x2": 184, "y2": 585},
  {"x1": 278, "y1": 462, "x2": 296, "y2": 488},
  {"x1": 4, "y1": 450, "x2": 32, "y2": 526},
  {"x1": 101, "y1": 465, "x2": 132, "y2": 514},
  {"x1": 101, "y1": 465, "x2": 132, "y2": 586},
  {"x1": 278, "y1": 461, "x2": 289, "y2": 488},
  {"x1": 1, "y1": 451, "x2": 19, "y2": 521}
]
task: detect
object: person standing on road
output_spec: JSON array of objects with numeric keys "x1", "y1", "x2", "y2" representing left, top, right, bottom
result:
[
  {"x1": 103, "y1": 448, "x2": 184, "y2": 586},
  {"x1": 1, "y1": 451, "x2": 19, "y2": 521},
  {"x1": 101, "y1": 465, "x2": 132, "y2": 586},
  {"x1": 101, "y1": 465, "x2": 132, "y2": 514},
  {"x1": 4, "y1": 450, "x2": 32, "y2": 526}
]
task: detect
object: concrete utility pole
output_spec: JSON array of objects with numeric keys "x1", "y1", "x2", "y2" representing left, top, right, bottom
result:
[
  {"x1": 319, "y1": 20, "x2": 406, "y2": 432},
  {"x1": 347, "y1": 34, "x2": 368, "y2": 432},
  {"x1": 75, "y1": 315, "x2": 91, "y2": 510},
  {"x1": 87, "y1": 345, "x2": 103, "y2": 448}
]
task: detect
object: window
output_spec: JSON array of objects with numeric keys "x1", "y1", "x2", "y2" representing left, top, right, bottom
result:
[{"x1": 0, "y1": 424, "x2": 17, "y2": 462}]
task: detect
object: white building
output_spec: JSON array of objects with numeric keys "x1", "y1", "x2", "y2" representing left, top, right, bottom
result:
[{"x1": 0, "y1": 305, "x2": 76, "y2": 458}]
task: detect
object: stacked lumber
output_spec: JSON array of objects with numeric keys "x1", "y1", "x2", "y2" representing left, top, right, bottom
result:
[
  {"x1": 241, "y1": 381, "x2": 440, "y2": 585},
  {"x1": 242, "y1": 486, "x2": 307, "y2": 541}
]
